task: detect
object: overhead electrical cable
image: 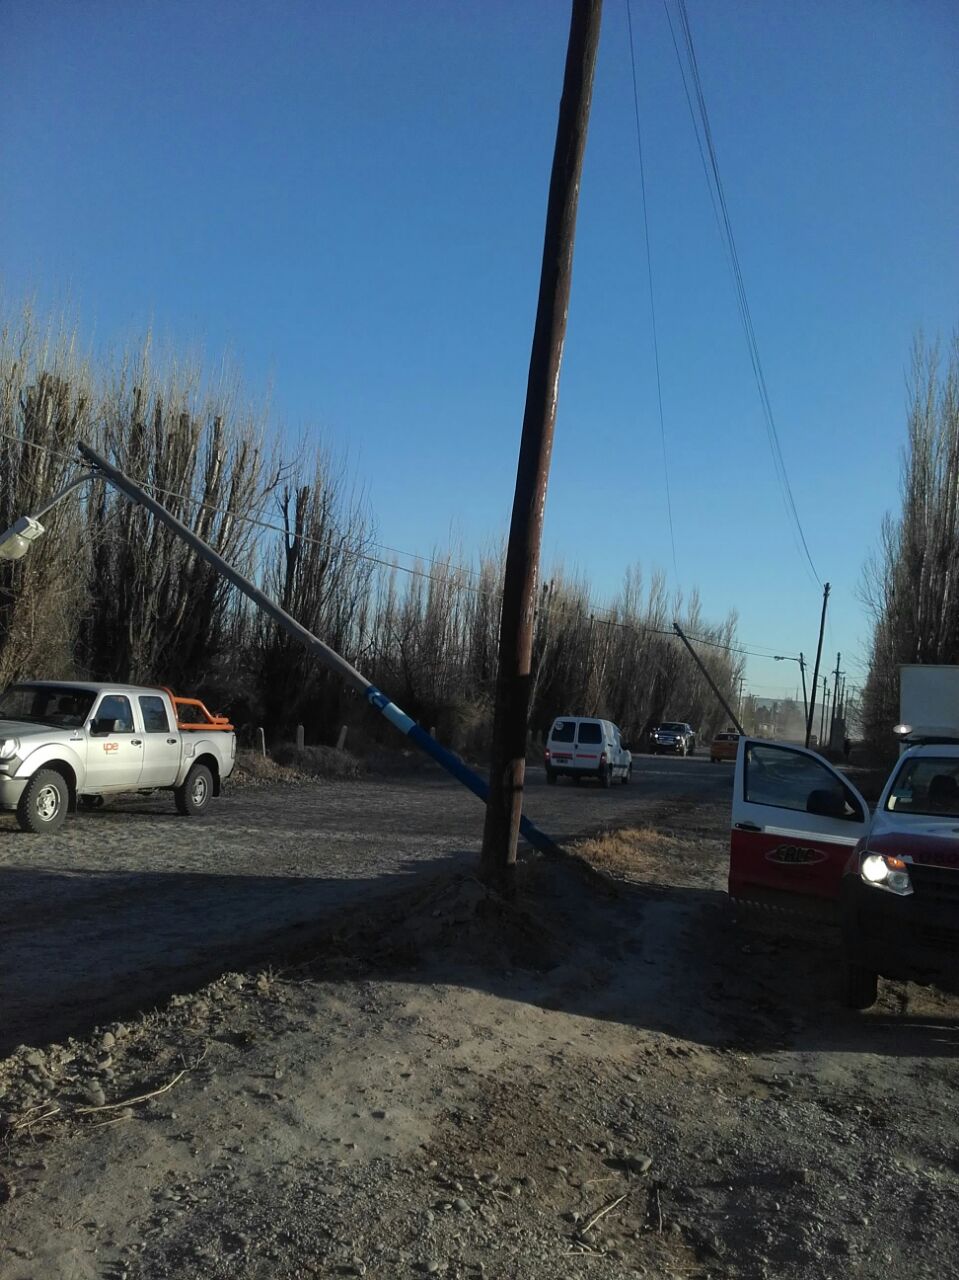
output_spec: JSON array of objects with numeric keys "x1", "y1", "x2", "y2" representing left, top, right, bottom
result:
[
  {"x1": 1, "y1": 430, "x2": 792, "y2": 660},
  {"x1": 664, "y1": 0, "x2": 821, "y2": 586},
  {"x1": 626, "y1": 0, "x2": 678, "y2": 582}
]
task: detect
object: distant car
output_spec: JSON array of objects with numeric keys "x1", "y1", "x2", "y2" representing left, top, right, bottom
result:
[
  {"x1": 649, "y1": 722, "x2": 696, "y2": 756},
  {"x1": 544, "y1": 716, "x2": 632, "y2": 788},
  {"x1": 710, "y1": 730, "x2": 740, "y2": 763}
]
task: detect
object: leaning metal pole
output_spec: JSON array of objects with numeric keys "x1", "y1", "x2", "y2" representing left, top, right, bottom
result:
[
  {"x1": 672, "y1": 622, "x2": 745, "y2": 736},
  {"x1": 480, "y1": 0, "x2": 603, "y2": 895},
  {"x1": 76, "y1": 442, "x2": 560, "y2": 857}
]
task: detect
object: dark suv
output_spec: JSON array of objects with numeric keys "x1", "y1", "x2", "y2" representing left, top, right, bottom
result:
[{"x1": 649, "y1": 722, "x2": 696, "y2": 756}]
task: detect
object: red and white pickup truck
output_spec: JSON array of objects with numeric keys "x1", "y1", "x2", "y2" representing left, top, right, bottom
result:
[
  {"x1": 0, "y1": 681, "x2": 236, "y2": 833},
  {"x1": 729, "y1": 735, "x2": 959, "y2": 1008}
]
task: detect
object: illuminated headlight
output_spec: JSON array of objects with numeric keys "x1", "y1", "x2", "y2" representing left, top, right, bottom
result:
[
  {"x1": 0, "y1": 737, "x2": 20, "y2": 761},
  {"x1": 860, "y1": 853, "x2": 913, "y2": 896}
]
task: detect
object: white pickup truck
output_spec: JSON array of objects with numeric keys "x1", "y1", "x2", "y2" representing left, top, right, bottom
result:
[{"x1": 0, "y1": 681, "x2": 236, "y2": 833}]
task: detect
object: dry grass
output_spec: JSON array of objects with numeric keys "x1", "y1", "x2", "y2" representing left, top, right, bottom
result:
[
  {"x1": 575, "y1": 801, "x2": 729, "y2": 892},
  {"x1": 230, "y1": 750, "x2": 306, "y2": 789},
  {"x1": 271, "y1": 742, "x2": 364, "y2": 780}
]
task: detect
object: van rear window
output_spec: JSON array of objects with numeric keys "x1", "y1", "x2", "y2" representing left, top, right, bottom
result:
[
  {"x1": 551, "y1": 721, "x2": 575, "y2": 743},
  {"x1": 577, "y1": 722, "x2": 602, "y2": 744}
]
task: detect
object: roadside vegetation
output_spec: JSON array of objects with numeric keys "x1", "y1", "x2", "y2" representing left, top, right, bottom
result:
[
  {"x1": 0, "y1": 301, "x2": 742, "y2": 756},
  {"x1": 862, "y1": 333, "x2": 959, "y2": 759}
]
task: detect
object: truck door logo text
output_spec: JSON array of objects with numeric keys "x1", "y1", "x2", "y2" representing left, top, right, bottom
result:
[
  {"x1": 102, "y1": 742, "x2": 119, "y2": 754},
  {"x1": 765, "y1": 844, "x2": 827, "y2": 866}
]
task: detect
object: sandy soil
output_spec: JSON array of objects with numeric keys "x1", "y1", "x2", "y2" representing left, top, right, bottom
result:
[{"x1": 1, "y1": 790, "x2": 957, "y2": 1280}]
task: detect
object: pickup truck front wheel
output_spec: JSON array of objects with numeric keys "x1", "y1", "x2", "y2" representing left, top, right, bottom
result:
[
  {"x1": 17, "y1": 768, "x2": 69, "y2": 834},
  {"x1": 175, "y1": 763, "x2": 213, "y2": 817}
]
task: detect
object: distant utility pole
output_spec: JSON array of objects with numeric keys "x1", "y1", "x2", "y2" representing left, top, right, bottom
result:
[
  {"x1": 480, "y1": 0, "x2": 603, "y2": 894},
  {"x1": 805, "y1": 582, "x2": 830, "y2": 748},
  {"x1": 828, "y1": 651, "x2": 841, "y2": 748}
]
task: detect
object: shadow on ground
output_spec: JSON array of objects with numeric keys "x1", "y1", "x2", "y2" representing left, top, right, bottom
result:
[
  {"x1": 3, "y1": 843, "x2": 955, "y2": 1062},
  {"x1": 0, "y1": 854, "x2": 467, "y2": 1055}
]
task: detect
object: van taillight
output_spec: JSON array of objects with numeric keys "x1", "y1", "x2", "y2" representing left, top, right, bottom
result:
[
  {"x1": 544, "y1": 749, "x2": 551, "y2": 760},
  {"x1": 600, "y1": 751, "x2": 607, "y2": 764}
]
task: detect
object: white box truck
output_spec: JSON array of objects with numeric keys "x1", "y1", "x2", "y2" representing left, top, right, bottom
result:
[{"x1": 898, "y1": 664, "x2": 959, "y2": 748}]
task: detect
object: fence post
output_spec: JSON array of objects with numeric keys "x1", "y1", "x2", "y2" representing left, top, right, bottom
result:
[
  {"x1": 336, "y1": 725, "x2": 348, "y2": 752},
  {"x1": 296, "y1": 724, "x2": 305, "y2": 750},
  {"x1": 258, "y1": 727, "x2": 267, "y2": 758}
]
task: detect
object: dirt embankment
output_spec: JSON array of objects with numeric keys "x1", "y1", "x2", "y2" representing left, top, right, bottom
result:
[{"x1": 1, "y1": 795, "x2": 957, "y2": 1280}]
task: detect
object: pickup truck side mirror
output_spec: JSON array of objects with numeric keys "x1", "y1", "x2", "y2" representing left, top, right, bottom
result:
[{"x1": 90, "y1": 718, "x2": 118, "y2": 737}]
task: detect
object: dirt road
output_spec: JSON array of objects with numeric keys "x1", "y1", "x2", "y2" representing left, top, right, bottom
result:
[
  {"x1": 1, "y1": 790, "x2": 955, "y2": 1280},
  {"x1": 0, "y1": 756, "x2": 732, "y2": 1054}
]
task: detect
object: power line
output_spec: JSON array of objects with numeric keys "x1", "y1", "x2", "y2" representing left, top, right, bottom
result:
[
  {"x1": 0, "y1": 430, "x2": 491, "y2": 590},
  {"x1": 663, "y1": 0, "x2": 821, "y2": 587},
  {"x1": 0, "y1": 429, "x2": 798, "y2": 661},
  {"x1": 626, "y1": 0, "x2": 678, "y2": 582}
]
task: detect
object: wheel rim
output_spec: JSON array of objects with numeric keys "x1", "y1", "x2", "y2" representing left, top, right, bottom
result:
[
  {"x1": 191, "y1": 774, "x2": 208, "y2": 805},
  {"x1": 36, "y1": 784, "x2": 61, "y2": 822}
]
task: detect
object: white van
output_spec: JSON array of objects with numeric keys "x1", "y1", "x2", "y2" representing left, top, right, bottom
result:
[{"x1": 544, "y1": 716, "x2": 632, "y2": 788}]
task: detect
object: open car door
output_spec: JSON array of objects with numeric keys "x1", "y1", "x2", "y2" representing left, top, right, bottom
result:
[{"x1": 730, "y1": 738, "x2": 870, "y2": 914}]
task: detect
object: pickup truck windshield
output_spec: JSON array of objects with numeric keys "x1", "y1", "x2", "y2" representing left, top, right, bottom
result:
[
  {"x1": 885, "y1": 757, "x2": 959, "y2": 817},
  {"x1": 0, "y1": 684, "x2": 97, "y2": 728}
]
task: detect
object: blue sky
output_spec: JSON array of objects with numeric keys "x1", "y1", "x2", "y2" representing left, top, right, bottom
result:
[{"x1": 2, "y1": 0, "x2": 957, "y2": 705}]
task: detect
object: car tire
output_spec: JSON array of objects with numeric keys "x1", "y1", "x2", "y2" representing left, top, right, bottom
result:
[
  {"x1": 600, "y1": 765, "x2": 612, "y2": 789},
  {"x1": 572, "y1": 774, "x2": 582, "y2": 786},
  {"x1": 546, "y1": 768, "x2": 557, "y2": 786},
  {"x1": 175, "y1": 763, "x2": 214, "y2": 816},
  {"x1": 17, "y1": 768, "x2": 69, "y2": 834},
  {"x1": 842, "y1": 961, "x2": 879, "y2": 1010}
]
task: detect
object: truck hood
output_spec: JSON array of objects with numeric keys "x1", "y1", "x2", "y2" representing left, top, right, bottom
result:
[
  {"x1": 867, "y1": 819, "x2": 959, "y2": 870},
  {"x1": 0, "y1": 718, "x2": 76, "y2": 743}
]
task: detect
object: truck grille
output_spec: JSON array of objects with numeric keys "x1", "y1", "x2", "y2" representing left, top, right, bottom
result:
[
  {"x1": 910, "y1": 863, "x2": 959, "y2": 908},
  {"x1": 910, "y1": 922, "x2": 959, "y2": 952}
]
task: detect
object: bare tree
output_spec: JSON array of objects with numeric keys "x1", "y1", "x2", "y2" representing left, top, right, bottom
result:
[
  {"x1": 0, "y1": 309, "x2": 91, "y2": 685},
  {"x1": 81, "y1": 345, "x2": 276, "y2": 687},
  {"x1": 862, "y1": 334, "x2": 959, "y2": 755}
]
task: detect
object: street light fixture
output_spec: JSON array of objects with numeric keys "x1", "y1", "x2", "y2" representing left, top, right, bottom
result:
[
  {"x1": 0, "y1": 515, "x2": 46, "y2": 561},
  {"x1": 773, "y1": 652, "x2": 808, "y2": 727},
  {"x1": 0, "y1": 471, "x2": 96, "y2": 561}
]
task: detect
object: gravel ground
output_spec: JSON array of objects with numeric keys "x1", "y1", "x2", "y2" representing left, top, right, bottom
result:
[
  {"x1": 1, "y1": 787, "x2": 956, "y2": 1280},
  {"x1": 0, "y1": 756, "x2": 731, "y2": 1053}
]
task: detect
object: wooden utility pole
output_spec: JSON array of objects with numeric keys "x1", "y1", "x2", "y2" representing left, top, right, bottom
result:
[
  {"x1": 828, "y1": 651, "x2": 841, "y2": 749},
  {"x1": 805, "y1": 582, "x2": 830, "y2": 748},
  {"x1": 480, "y1": 0, "x2": 603, "y2": 894}
]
